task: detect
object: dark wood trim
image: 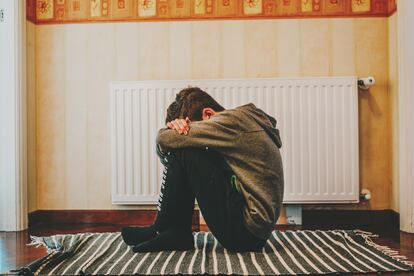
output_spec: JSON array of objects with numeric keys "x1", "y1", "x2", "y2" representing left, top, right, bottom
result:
[
  {"x1": 28, "y1": 209, "x2": 399, "y2": 239},
  {"x1": 29, "y1": 209, "x2": 200, "y2": 231},
  {"x1": 303, "y1": 209, "x2": 400, "y2": 239},
  {"x1": 303, "y1": 209, "x2": 399, "y2": 227}
]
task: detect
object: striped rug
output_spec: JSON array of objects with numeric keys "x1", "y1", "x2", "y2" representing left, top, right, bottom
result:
[{"x1": 18, "y1": 230, "x2": 414, "y2": 275}]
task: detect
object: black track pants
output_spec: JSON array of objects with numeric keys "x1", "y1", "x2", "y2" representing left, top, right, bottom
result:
[{"x1": 156, "y1": 147, "x2": 267, "y2": 252}]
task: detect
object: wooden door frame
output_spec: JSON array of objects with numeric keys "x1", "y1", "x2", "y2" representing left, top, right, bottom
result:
[{"x1": 397, "y1": 0, "x2": 414, "y2": 233}]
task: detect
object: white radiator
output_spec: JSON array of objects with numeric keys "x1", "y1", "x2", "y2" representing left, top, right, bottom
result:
[{"x1": 110, "y1": 77, "x2": 359, "y2": 204}]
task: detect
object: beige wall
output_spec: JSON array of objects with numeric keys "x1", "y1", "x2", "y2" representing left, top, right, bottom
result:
[
  {"x1": 30, "y1": 18, "x2": 394, "y2": 210},
  {"x1": 388, "y1": 13, "x2": 399, "y2": 212},
  {"x1": 27, "y1": 21, "x2": 37, "y2": 212}
]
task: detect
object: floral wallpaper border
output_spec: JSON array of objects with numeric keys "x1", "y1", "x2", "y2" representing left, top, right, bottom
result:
[{"x1": 27, "y1": 0, "x2": 397, "y2": 24}]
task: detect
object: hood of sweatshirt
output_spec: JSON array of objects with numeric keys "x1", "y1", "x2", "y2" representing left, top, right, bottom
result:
[{"x1": 238, "y1": 103, "x2": 282, "y2": 149}]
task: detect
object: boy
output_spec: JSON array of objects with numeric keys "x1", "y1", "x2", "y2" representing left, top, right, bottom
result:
[{"x1": 122, "y1": 87, "x2": 284, "y2": 252}]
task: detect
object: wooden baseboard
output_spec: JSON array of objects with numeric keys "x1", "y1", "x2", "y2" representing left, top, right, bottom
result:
[
  {"x1": 303, "y1": 209, "x2": 399, "y2": 226},
  {"x1": 28, "y1": 209, "x2": 399, "y2": 237},
  {"x1": 28, "y1": 209, "x2": 200, "y2": 231},
  {"x1": 302, "y1": 209, "x2": 399, "y2": 238}
]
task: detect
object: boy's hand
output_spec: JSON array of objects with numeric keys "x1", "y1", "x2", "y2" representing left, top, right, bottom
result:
[{"x1": 166, "y1": 117, "x2": 191, "y2": 135}]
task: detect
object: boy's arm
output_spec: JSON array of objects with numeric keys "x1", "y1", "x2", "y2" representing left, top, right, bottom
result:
[{"x1": 156, "y1": 112, "x2": 240, "y2": 153}]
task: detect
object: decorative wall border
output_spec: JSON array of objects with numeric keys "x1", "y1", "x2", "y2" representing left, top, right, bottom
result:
[{"x1": 27, "y1": 0, "x2": 397, "y2": 25}]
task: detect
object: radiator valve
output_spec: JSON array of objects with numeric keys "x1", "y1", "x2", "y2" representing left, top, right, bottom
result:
[
  {"x1": 360, "y1": 189, "x2": 371, "y2": 201},
  {"x1": 358, "y1": 76, "x2": 375, "y2": 90}
]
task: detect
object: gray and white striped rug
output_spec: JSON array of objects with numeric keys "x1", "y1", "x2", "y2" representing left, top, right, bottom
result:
[{"x1": 19, "y1": 230, "x2": 414, "y2": 275}]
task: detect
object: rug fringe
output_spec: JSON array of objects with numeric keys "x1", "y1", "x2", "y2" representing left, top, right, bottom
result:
[
  {"x1": 27, "y1": 236, "x2": 46, "y2": 248},
  {"x1": 28, "y1": 235, "x2": 57, "y2": 254},
  {"x1": 353, "y1": 229, "x2": 414, "y2": 268}
]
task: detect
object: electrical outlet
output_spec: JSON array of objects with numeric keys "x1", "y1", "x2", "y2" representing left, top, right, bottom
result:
[{"x1": 0, "y1": 8, "x2": 4, "y2": 23}]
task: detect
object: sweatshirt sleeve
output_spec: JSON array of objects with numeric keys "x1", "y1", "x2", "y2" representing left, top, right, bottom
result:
[{"x1": 156, "y1": 111, "x2": 240, "y2": 153}]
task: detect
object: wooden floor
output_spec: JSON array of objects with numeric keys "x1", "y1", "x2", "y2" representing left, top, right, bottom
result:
[{"x1": 1, "y1": 223, "x2": 414, "y2": 275}]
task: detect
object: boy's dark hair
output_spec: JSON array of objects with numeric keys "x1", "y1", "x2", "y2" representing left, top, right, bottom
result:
[{"x1": 165, "y1": 87, "x2": 225, "y2": 124}]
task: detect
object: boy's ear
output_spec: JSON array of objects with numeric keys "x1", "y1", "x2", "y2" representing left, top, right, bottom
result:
[{"x1": 202, "y1": 107, "x2": 216, "y2": 120}]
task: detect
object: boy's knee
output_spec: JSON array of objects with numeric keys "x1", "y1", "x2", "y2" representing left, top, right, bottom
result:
[
  {"x1": 166, "y1": 147, "x2": 223, "y2": 172},
  {"x1": 168, "y1": 147, "x2": 209, "y2": 161}
]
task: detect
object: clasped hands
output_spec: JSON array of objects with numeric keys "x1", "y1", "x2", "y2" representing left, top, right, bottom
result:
[{"x1": 166, "y1": 117, "x2": 191, "y2": 135}]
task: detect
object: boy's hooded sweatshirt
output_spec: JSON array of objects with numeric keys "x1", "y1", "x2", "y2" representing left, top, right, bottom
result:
[{"x1": 156, "y1": 103, "x2": 284, "y2": 239}]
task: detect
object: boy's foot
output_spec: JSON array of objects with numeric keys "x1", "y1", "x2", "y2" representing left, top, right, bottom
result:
[
  {"x1": 132, "y1": 228, "x2": 194, "y2": 252},
  {"x1": 121, "y1": 225, "x2": 157, "y2": 246}
]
